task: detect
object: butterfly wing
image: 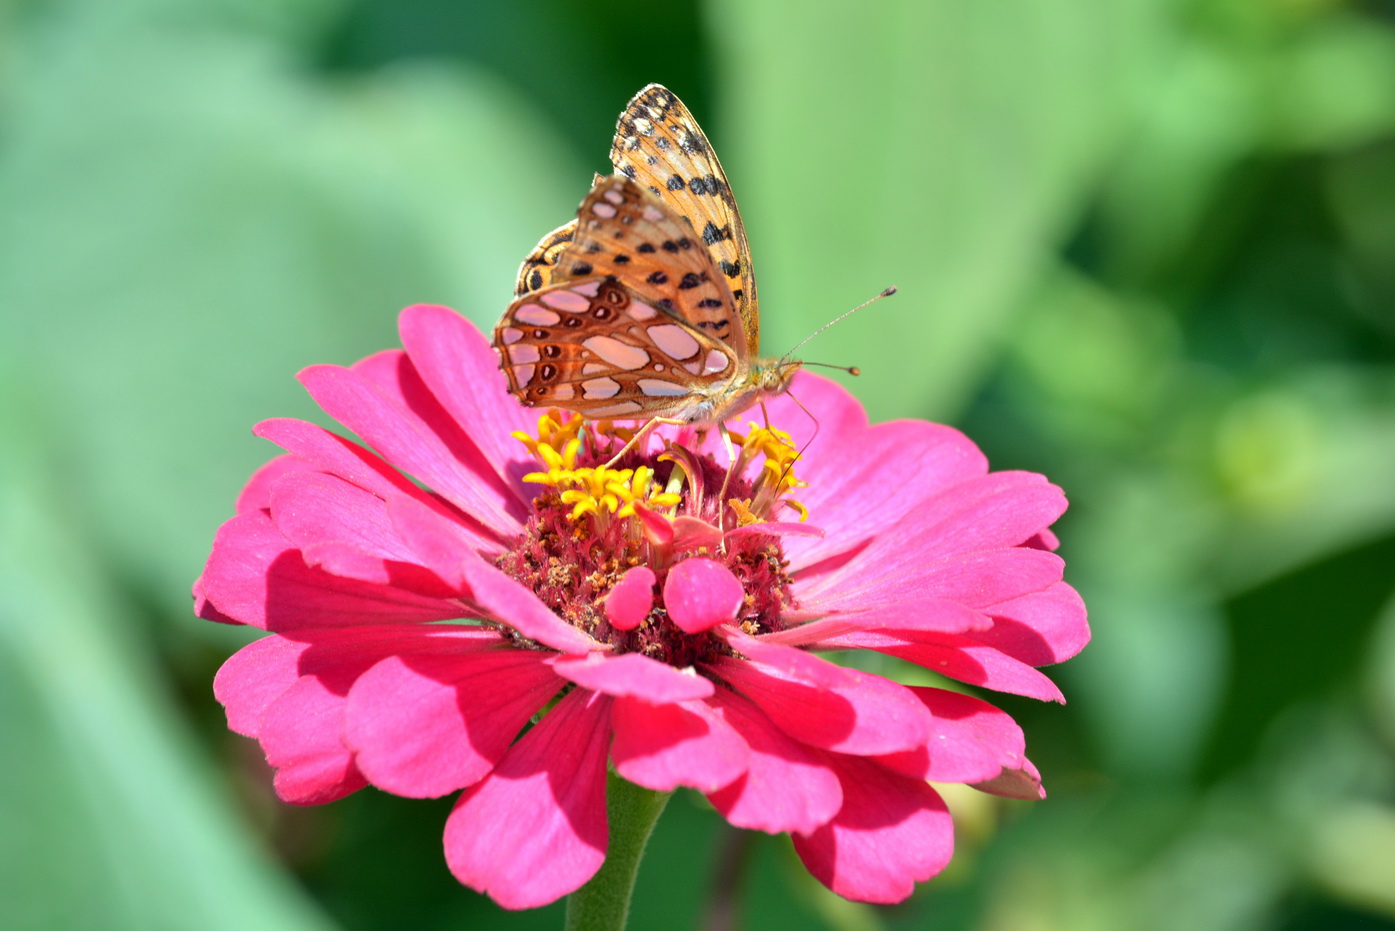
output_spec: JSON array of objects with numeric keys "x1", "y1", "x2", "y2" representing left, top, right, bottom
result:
[
  {"x1": 608, "y1": 84, "x2": 760, "y2": 353},
  {"x1": 494, "y1": 276, "x2": 740, "y2": 421},
  {"x1": 514, "y1": 219, "x2": 576, "y2": 297},
  {"x1": 545, "y1": 175, "x2": 750, "y2": 361}
]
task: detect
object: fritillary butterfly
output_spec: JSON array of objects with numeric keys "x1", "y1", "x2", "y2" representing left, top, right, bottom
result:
[{"x1": 493, "y1": 84, "x2": 799, "y2": 440}]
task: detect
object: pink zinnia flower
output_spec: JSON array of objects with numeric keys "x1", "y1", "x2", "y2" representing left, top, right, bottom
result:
[{"x1": 195, "y1": 306, "x2": 1089, "y2": 909}]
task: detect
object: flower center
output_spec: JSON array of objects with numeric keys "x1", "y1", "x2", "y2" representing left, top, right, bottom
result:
[{"x1": 493, "y1": 414, "x2": 806, "y2": 666}]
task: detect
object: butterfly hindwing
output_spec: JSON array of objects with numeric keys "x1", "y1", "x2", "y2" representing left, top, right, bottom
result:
[
  {"x1": 495, "y1": 276, "x2": 739, "y2": 421},
  {"x1": 514, "y1": 220, "x2": 576, "y2": 297},
  {"x1": 609, "y1": 84, "x2": 760, "y2": 352},
  {"x1": 546, "y1": 176, "x2": 749, "y2": 361}
]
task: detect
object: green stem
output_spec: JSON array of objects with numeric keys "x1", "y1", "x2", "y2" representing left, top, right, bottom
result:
[{"x1": 564, "y1": 771, "x2": 671, "y2": 931}]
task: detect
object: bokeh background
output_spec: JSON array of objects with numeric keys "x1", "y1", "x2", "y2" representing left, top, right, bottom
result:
[{"x1": 3, "y1": 0, "x2": 1395, "y2": 928}]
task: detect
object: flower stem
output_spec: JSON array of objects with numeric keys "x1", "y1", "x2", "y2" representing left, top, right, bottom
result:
[{"x1": 564, "y1": 772, "x2": 671, "y2": 931}]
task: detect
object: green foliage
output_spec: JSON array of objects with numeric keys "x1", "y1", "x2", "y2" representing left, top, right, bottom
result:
[{"x1": 2, "y1": 0, "x2": 1393, "y2": 927}]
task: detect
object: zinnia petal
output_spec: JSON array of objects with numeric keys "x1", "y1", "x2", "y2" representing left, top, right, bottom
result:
[
  {"x1": 444, "y1": 689, "x2": 612, "y2": 910},
  {"x1": 792, "y1": 754, "x2": 954, "y2": 903},
  {"x1": 344, "y1": 650, "x2": 563, "y2": 798},
  {"x1": 611, "y1": 697, "x2": 747, "y2": 792}
]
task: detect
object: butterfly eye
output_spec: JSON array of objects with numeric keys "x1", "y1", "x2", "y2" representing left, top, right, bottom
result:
[
  {"x1": 539, "y1": 364, "x2": 559, "y2": 382},
  {"x1": 533, "y1": 329, "x2": 549, "y2": 339},
  {"x1": 593, "y1": 306, "x2": 616, "y2": 321},
  {"x1": 543, "y1": 345, "x2": 562, "y2": 359}
]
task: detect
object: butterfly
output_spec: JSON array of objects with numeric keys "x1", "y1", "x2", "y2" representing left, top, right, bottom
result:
[{"x1": 493, "y1": 84, "x2": 801, "y2": 455}]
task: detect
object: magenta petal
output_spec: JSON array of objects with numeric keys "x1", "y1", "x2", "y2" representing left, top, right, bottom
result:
[
  {"x1": 795, "y1": 473, "x2": 1068, "y2": 606},
  {"x1": 611, "y1": 697, "x2": 747, "y2": 792},
  {"x1": 756, "y1": 598, "x2": 989, "y2": 648},
  {"x1": 345, "y1": 650, "x2": 562, "y2": 798},
  {"x1": 197, "y1": 511, "x2": 465, "y2": 630},
  {"x1": 398, "y1": 305, "x2": 537, "y2": 494},
  {"x1": 297, "y1": 363, "x2": 522, "y2": 537},
  {"x1": 552, "y1": 652, "x2": 713, "y2": 702},
  {"x1": 705, "y1": 688, "x2": 842, "y2": 834},
  {"x1": 792, "y1": 755, "x2": 954, "y2": 904},
  {"x1": 876, "y1": 687, "x2": 1028, "y2": 785},
  {"x1": 235, "y1": 454, "x2": 315, "y2": 514},
  {"x1": 258, "y1": 675, "x2": 367, "y2": 805},
  {"x1": 976, "y1": 581, "x2": 1090, "y2": 666},
  {"x1": 215, "y1": 624, "x2": 502, "y2": 742},
  {"x1": 708, "y1": 636, "x2": 930, "y2": 755},
  {"x1": 603, "y1": 566, "x2": 655, "y2": 630},
  {"x1": 385, "y1": 494, "x2": 599, "y2": 654},
  {"x1": 253, "y1": 418, "x2": 470, "y2": 531},
  {"x1": 972, "y1": 756, "x2": 1045, "y2": 800},
  {"x1": 444, "y1": 690, "x2": 612, "y2": 910},
  {"x1": 784, "y1": 420, "x2": 988, "y2": 571},
  {"x1": 213, "y1": 634, "x2": 307, "y2": 737},
  {"x1": 665, "y1": 558, "x2": 744, "y2": 633},
  {"x1": 833, "y1": 631, "x2": 1066, "y2": 702}
]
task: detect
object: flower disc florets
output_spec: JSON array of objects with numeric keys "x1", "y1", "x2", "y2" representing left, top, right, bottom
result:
[{"x1": 495, "y1": 413, "x2": 802, "y2": 667}]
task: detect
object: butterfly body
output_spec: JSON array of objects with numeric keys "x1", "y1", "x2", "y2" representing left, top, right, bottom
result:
[{"x1": 494, "y1": 85, "x2": 796, "y2": 432}]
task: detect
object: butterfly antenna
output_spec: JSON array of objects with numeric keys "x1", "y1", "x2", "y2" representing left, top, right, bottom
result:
[{"x1": 778, "y1": 286, "x2": 897, "y2": 366}]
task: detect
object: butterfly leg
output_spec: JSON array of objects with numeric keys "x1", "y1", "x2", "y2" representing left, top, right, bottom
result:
[{"x1": 601, "y1": 416, "x2": 688, "y2": 469}]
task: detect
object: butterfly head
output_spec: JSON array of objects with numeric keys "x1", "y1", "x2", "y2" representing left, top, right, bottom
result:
[{"x1": 753, "y1": 358, "x2": 802, "y2": 397}]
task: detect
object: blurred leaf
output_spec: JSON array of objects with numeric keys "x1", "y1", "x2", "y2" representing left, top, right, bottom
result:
[
  {"x1": 0, "y1": 4, "x2": 583, "y2": 622},
  {"x1": 711, "y1": 0, "x2": 1167, "y2": 420},
  {"x1": 0, "y1": 371, "x2": 333, "y2": 931}
]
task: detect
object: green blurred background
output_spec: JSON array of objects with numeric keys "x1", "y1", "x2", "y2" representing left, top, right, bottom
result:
[{"x1": 3, "y1": 0, "x2": 1395, "y2": 928}]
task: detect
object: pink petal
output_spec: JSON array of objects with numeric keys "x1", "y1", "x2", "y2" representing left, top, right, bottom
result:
[
  {"x1": 972, "y1": 756, "x2": 1045, "y2": 800},
  {"x1": 344, "y1": 650, "x2": 562, "y2": 798},
  {"x1": 196, "y1": 511, "x2": 465, "y2": 630},
  {"x1": 386, "y1": 494, "x2": 599, "y2": 654},
  {"x1": 268, "y1": 472, "x2": 461, "y2": 598},
  {"x1": 783, "y1": 420, "x2": 989, "y2": 571},
  {"x1": 670, "y1": 517, "x2": 725, "y2": 554},
  {"x1": 792, "y1": 754, "x2": 954, "y2": 904},
  {"x1": 873, "y1": 687, "x2": 1029, "y2": 785},
  {"x1": 235, "y1": 454, "x2": 316, "y2": 514},
  {"x1": 800, "y1": 548, "x2": 1065, "y2": 615},
  {"x1": 444, "y1": 689, "x2": 612, "y2": 910},
  {"x1": 258, "y1": 674, "x2": 368, "y2": 805},
  {"x1": 755, "y1": 598, "x2": 989, "y2": 648},
  {"x1": 829, "y1": 631, "x2": 1066, "y2": 702},
  {"x1": 214, "y1": 625, "x2": 502, "y2": 738},
  {"x1": 397, "y1": 305, "x2": 537, "y2": 497},
  {"x1": 253, "y1": 418, "x2": 469, "y2": 532},
  {"x1": 611, "y1": 697, "x2": 747, "y2": 792},
  {"x1": 552, "y1": 652, "x2": 713, "y2": 702},
  {"x1": 974, "y1": 581, "x2": 1090, "y2": 666},
  {"x1": 297, "y1": 362, "x2": 523, "y2": 537},
  {"x1": 724, "y1": 521, "x2": 825, "y2": 542},
  {"x1": 705, "y1": 688, "x2": 842, "y2": 834},
  {"x1": 707, "y1": 635, "x2": 930, "y2": 755},
  {"x1": 796, "y1": 471, "x2": 1067, "y2": 603},
  {"x1": 213, "y1": 634, "x2": 307, "y2": 738},
  {"x1": 603, "y1": 566, "x2": 655, "y2": 630},
  {"x1": 664, "y1": 558, "x2": 744, "y2": 634}
]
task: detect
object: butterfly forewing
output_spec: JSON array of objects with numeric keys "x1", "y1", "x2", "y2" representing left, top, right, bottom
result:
[
  {"x1": 495, "y1": 276, "x2": 739, "y2": 421},
  {"x1": 546, "y1": 176, "x2": 749, "y2": 360},
  {"x1": 609, "y1": 84, "x2": 760, "y2": 351}
]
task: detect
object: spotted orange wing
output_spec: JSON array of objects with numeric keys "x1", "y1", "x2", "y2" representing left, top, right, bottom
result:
[
  {"x1": 544, "y1": 175, "x2": 749, "y2": 358},
  {"x1": 514, "y1": 220, "x2": 575, "y2": 297},
  {"x1": 494, "y1": 178, "x2": 745, "y2": 421},
  {"x1": 608, "y1": 84, "x2": 760, "y2": 352}
]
